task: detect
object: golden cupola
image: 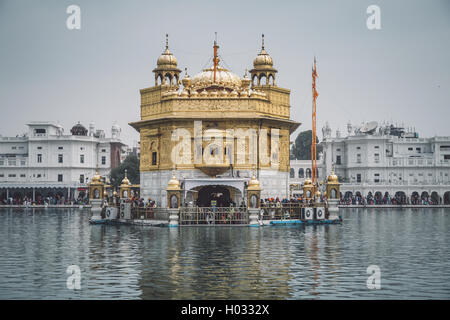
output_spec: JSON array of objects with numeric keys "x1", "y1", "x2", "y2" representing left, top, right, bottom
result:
[
  {"x1": 181, "y1": 68, "x2": 191, "y2": 88},
  {"x1": 91, "y1": 171, "x2": 101, "y2": 183},
  {"x1": 167, "y1": 172, "x2": 181, "y2": 190},
  {"x1": 157, "y1": 48, "x2": 177, "y2": 68},
  {"x1": 249, "y1": 34, "x2": 278, "y2": 87},
  {"x1": 153, "y1": 34, "x2": 181, "y2": 87},
  {"x1": 247, "y1": 174, "x2": 261, "y2": 190},
  {"x1": 121, "y1": 169, "x2": 131, "y2": 186},
  {"x1": 253, "y1": 47, "x2": 273, "y2": 69},
  {"x1": 327, "y1": 165, "x2": 339, "y2": 184}
]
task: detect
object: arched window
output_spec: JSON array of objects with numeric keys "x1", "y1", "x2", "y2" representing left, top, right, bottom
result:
[
  {"x1": 306, "y1": 168, "x2": 311, "y2": 178},
  {"x1": 259, "y1": 74, "x2": 267, "y2": 85},
  {"x1": 330, "y1": 188, "x2": 337, "y2": 199},
  {"x1": 298, "y1": 168, "x2": 304, "y2": 178},
  {"x1": 165, "y1": 73, "x2": 172, "y2": 85},
  {"x1": 290, "y1": 168, "x2": 295, "y2": 178},
  {"x1": 252, "y1": 75, "x2": 258, "y2": 86}
]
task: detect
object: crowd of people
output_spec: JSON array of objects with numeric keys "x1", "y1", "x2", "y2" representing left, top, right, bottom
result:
[
  {"x1": 1, "y1": 195, "x2": 89, "y2": 206},
  {"x1": 340, "y1": 194, "x2": 441, "y2": 206},
  {"x1": 2, "y1": 193, "x2": 443, "y2": 207}
]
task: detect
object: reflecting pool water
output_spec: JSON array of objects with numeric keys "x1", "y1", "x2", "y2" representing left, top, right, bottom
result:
[{"x1": 0, "y1": 207, "x2": 449, "y2": 299}]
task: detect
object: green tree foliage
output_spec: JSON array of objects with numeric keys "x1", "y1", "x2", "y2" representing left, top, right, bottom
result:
[
  {"x1": 109, "y1": 155, "x2": 140, "y2": 187},
  {"x1": 291, "y1": 130, "x2": 322, "y2": 160}
]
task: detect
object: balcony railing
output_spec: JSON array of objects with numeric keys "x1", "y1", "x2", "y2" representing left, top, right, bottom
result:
[
  {"x1": 179, "y1": 207, "x2": 248, "y2": 225},
  {"x1": 130, "y1": 207, "x2": 169, "y2": 220},
  {"x1": 260, "y1": 203, "x2": 327, "y2": 220}
]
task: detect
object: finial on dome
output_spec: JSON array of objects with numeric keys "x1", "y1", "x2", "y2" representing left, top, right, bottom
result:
[
  {"x1": 262, "y1": 34, "x2": 264, "y2": 50},
  {"x1": 165, "y1": 33, "x2": 169, "y2": 50}
]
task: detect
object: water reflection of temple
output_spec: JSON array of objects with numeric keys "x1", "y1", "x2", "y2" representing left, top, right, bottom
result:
[{"x1": 138, "y1": 228, "x2": 293, "y2": 299}]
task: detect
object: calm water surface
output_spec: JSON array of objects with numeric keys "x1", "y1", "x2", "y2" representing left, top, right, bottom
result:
[{"x1": 0, "y1": 207, "x2": 449, "y2": 299}]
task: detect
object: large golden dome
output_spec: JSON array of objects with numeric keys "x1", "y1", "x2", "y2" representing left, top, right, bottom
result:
[{"x1": 190, "y1": 66, "x2": 242, "y2": 91}]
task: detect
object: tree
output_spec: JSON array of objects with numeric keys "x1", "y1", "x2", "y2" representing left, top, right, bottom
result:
[
  {"x1": 291, "y1": 130, "x2": 322, "y2": 160},
  {"x1": 110, "y1": 154, "x2": 140, "y2": 188}
]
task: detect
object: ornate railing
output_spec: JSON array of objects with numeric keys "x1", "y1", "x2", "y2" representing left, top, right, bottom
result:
[
  {"x1": 179, "y1": 207, "x2": 248, "y2": 225},
  {"x1": 130, "y1": 207, "x2": 169, "y2": 220},
  {"x1": 260, "y1": 203, "x2": 327, "y2": 220}
]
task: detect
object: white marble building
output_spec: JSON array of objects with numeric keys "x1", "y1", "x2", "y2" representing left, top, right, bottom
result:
[
  {"x1": 319, "y1": 121, "x2": 450, "y2": 204},
  {"x1": 0, "y1": 121, "x2": 126, "y2": 202},
  {"x1": 288, "y1": 159, "x2": 325, "y2": 197}
]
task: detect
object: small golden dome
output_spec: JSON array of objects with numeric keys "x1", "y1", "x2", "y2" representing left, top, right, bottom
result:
[
  {"x1": 103, "y1": 190, "x2": 108, "y2": 197},
  {"x1": 253, "y1": 48, "x2": 273, "y2": 68},
  {"x1": 157, "y1": 48, "x2": 178, "y2": 67},
  {"x1": 167, "y1": 173, "x2": 180, "y2": 190},
  {"x1": 327, "y1": 173, "x2": 339, "y2": 183},
  {"x1": 121, "y1": 170, "x2": 131, "y2": 186},
  {"x1": 303, "y1": 178, "x2": 312, "y2": 186},
  {"x1": 253, "y1": 34, "x2": 274, "y2": 69},
  {"x1": 154, "y1": 34, "x2": 179, "y2": 71},
  {"x1": 113, "y1": 190, "x2": 117, "y2": 197},
  {"x1": 248, "y1": 174, "x2": 261, "y2": 190},
  {"x1": 241, "y1": 70, "x2": 251, "y2": 88},
  {"x1": 91, "y1": 171, "x2": 102, "y2": 183},
  {"x1": 182, "y1": 68, "x2": 191, "y2": 88},
  {"x1": 327, "y1": 165, "x2": 339, "y2": 183},
  {"x1": 315, "y1": 190, "x2": 321, "y2": 197}
]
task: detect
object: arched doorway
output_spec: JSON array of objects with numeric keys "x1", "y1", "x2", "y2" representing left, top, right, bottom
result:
[
  {"x1": 290, "y1": 168, "x2": 295, "y2": 178},
  {"x1": 411, "y1": 191, "x2": 419, "y2": 205},
  {"x1": 444, "y1": 191, "x2": 450, "y2": 205},
  {"x1": 197, "y1": 185, "x2": 231, "y2": 207},
  {"x1": 431, "y1": 191, "x2": 440, "y2": 204},
  {"x1": 344, "y1": 191, "x2": 353, "y2": 200},
  {"x1": 395, "y1": 191, "x2": 406, "y2": 204},
  {"x1": 374, "y1": 191, "x2": 382, "y2": 204},
  {"x1": 306, "y1": 168, "x2": 311, "y2": 178}
]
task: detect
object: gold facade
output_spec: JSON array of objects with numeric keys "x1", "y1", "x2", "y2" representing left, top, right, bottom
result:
[{"x1": 129, "y1": 36, "x2": 300, "y2": 178}]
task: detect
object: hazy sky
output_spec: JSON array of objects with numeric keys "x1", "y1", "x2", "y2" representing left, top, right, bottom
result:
[{"x1": 0, "y1": 0, "x2": 449, "y2": 146}]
